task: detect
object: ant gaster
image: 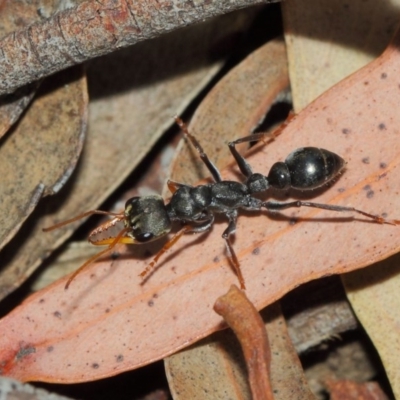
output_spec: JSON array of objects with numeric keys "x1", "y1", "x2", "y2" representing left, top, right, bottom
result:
[{"x1": 44, "y1": 117, "x2": 399, "y2": 290}]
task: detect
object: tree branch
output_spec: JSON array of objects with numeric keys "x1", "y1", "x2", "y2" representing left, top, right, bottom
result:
[{"x1": 0, "y1": 0, "x2": 270, "y2": 96}]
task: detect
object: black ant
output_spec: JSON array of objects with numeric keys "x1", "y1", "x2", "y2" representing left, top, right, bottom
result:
[{"x1": 44, "y1": 117, "x2": 399, "y2": 289}]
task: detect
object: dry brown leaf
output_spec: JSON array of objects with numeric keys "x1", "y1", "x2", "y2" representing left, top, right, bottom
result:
[
  {"x1": 284, "y1": 5, "x2": 400, "y2": 395},
  {"x1": 282, "y1": 0, "x2": 399, "y2": 111},
  {"x1": 0, "y1": 67, "x2": 88, "y2": 252},
  {"x1": 0, "y1": 10, "x2": 254, "y2": 299},
  {"x1": 0, "y1": 83, "x2": 40, "y2": 140},
  {"x1": 166, "y1": 302, "x2": 314, "y2": 400},
  {"x1": 260, "y1": 305, "x2": 315, "y2": 399},
  {"x1": 165, "y1": 331, "x2": 253, "y2": 399},
  {"x1": 343, "y1": 257, "x2": 400, "y2": 398},
  {"x1": 0, "y1": 28, "x2": 399, "y2": 382}
]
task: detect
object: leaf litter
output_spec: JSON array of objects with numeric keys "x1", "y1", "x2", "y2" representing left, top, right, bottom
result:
[{"x1": 1, "y1": 29, "x2": 400, "y2": 383}]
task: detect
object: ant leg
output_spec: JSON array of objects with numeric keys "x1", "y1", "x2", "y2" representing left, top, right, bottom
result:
[
  {"x1": 43, "y1": 210, "x2": 124, "y2": 232},
  {"x1": 190, "y1": 214, "x2": 215, "y2": 233},
  {"x1": 228, "y1": 135, "x2": 259, "y2": 178},
  {"x1": 228, "y1": 118, "x2": 291, "y2": 178},
  {"x1": 139, "y1": 225, "x2": 192, "y2": 279},
  {"x1": 222, "y1": 211, "x2": 246, "y2": 290},
  {"x1": 175, "y1": 116, "x2": 222, "y2": 183},
  {"x1": 263, "y1": 201, "x2": 400, "y2": 225},
  {"x1": 140, "y1": 216, "x2": 215, "y2": 279},
  {"x1": 65, "y1": 226, "x2": 130, "y2": 289}
]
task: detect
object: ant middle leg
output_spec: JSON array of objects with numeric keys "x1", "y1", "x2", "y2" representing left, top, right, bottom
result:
[
  {"x1": 263, "y1": 200, "x2": 400, "y2": 225},
  {"x1": 222, "y1": 211, "x2": 246, "y2": 290},
  {"x1": 175, "y1": 116, "x2": 222, "y2": 183}
]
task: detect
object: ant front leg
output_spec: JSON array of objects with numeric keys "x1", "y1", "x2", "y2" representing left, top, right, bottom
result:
[
  {"x1": 263, "y1": 200, "x2": 400, "y2": 225},
  {"x1": 43, "y1": 210, "x2": 125, "y2": 232},
  {"x1": 139, "y1": 215, "x2": 215, "y2": 280},
  {"x1": 222, "y1": 211, "x2": 246, "y2": 290},
  {"x1": 175, "y1": 117, "x2": 222, "y2": 183}
]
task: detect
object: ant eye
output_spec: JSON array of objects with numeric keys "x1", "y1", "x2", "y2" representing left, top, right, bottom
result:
[{"x1": 135, "y1": 232, "x2": 154, "y2": 242}]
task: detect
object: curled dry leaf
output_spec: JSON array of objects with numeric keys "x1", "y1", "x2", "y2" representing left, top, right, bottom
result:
[
  {"x1": 1, "y1": 32, "x2": 400, "y2": 383},
  {"x1": 0, "y1": 9, "x2": 254, "y2": 299},
  {"x1": 214, "y1": 285, "x2": 273, "y2": 400}
]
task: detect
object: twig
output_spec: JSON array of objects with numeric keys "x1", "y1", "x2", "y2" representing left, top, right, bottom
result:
[{"x1": 214, "y1": 285, "x2": 274, "y2": 400}]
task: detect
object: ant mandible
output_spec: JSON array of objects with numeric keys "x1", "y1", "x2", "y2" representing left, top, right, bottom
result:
[{"x1": 44, "y1": 117, "x2": 399, "y2": 290}]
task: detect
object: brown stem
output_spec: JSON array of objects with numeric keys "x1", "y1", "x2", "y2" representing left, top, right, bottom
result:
[{"x1": 214, "y1": 285, "x2": 274, "y2": 400}]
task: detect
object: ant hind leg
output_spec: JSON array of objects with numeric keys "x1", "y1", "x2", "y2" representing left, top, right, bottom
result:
[{"x1": 263, "y1": 200, "x2": 400, "y2": 225}]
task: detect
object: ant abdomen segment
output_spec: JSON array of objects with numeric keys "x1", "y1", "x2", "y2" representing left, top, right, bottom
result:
[
  {"x1": 267, "y1": 147, "x2": 345, "y2": 190},
  {"x1": 44, "y1": 117, "x2": 399, "y2": 290},
  {"x1": 245, "y1": 147, "x2": 345, "y2": 194}
]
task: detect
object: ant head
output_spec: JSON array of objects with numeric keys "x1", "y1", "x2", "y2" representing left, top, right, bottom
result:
[{"x1": 124, "y1": 195, "x2": 171, "y2": 243}]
